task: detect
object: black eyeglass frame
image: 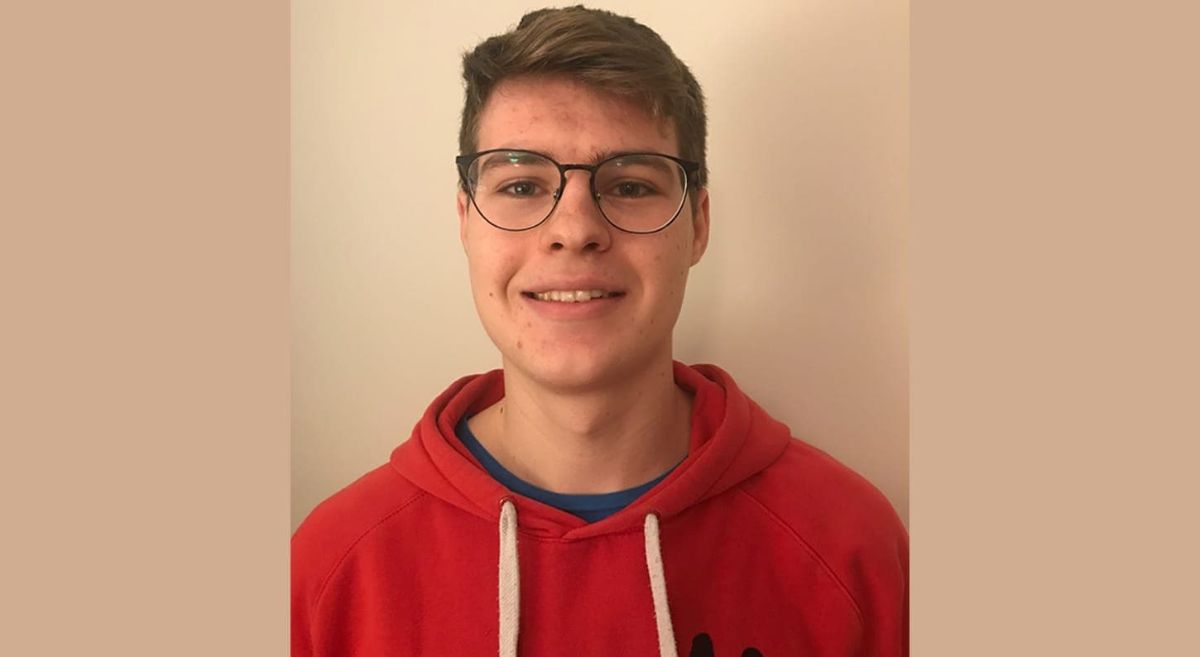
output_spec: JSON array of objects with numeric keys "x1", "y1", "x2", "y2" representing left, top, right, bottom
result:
[{"x1": 455, "y1": 149, "x2": 702, "y2": 234}]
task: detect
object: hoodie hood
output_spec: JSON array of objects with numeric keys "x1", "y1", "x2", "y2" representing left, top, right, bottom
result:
[{"x1": 391, "y1": 361, "x2": 791, "y2": 539}]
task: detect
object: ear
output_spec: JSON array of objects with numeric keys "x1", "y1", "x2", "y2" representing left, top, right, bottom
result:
[
  {"x1": 457, "y1": 189, "x2": 470, "y2": 254},
  {"x1": 689, "y1": 187, "x2": 711, "y2": 266}
]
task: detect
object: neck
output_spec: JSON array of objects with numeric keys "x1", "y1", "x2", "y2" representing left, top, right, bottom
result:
[{"x1": 468, "y1": 357, "x2": 692, "y2": 494}]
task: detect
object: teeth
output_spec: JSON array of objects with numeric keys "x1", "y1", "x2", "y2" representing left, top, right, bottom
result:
[{"x1": 534, "y1": 289, "x2": 611, "y2": 303}]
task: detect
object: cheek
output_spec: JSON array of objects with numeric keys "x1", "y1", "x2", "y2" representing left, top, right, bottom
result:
[
  {"x1": 637, "y1": 238, "x2": 693, "y2": 305},
  {"x1": 659, "y1": 230, "x2": 696, "y2": 275},
  {"x1": 466, "y1": 244, "x2": 526, "y2": 311}
]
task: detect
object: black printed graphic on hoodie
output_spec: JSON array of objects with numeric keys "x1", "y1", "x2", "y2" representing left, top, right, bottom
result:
[{"x1": 689, "y1": 632, "x2": 763, "y2": 657}]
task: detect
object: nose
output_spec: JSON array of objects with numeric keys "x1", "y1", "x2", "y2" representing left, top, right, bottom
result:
[{"x1": 539, "y1": 170, "x2": 613, "y2": 253}]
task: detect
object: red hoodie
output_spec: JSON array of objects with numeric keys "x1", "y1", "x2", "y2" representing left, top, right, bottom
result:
[{"x1": 292, "y1": 363, "x2": 908, "y2": 656}]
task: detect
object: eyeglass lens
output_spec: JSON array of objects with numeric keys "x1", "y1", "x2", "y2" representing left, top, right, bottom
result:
[{"x1": 464, "y1": 151, "x2": 688, "y2": 232}]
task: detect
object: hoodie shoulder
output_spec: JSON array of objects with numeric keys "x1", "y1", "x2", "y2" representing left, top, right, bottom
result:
[
  {"x1": 744, "y1": 439, "x2": 904, "y2": 533},
  {"x1": 739, "y1": 439, "x2": 907, "y2": 634},
  {"x1": 292, "y1": 464, "x2": 424, "y2": 615},
  {"x1": 741, "y1": 438, "x2": 906, "y2": 559}
]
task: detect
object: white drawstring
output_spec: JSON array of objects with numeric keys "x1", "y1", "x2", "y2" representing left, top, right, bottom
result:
[
  {"x1": 644, "y1": 512, "x2": 679, "y2": 657},
  {"x1": 496, "y1": 502, "x2": 677, "y2": 657},
  {"x1": 498, "y1": 500, "x2": 520, "y2": 657}
]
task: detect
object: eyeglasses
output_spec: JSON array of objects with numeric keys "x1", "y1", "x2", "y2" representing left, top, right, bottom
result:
[{"x1": 456, "y1": 149, "x2": 701, "y2": 234}]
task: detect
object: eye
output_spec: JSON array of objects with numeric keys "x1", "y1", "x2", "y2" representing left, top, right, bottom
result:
[
  {"x1": 500, "y1": 180, "x2": 542, "y2": 197},
  {"x1": 611, "y1": 180, "x2": 657, "y2": 198}
]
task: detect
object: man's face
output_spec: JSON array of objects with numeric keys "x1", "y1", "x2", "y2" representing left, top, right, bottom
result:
[{"x1": 458, "y1": 76, "x2": 710, "y2": 392}]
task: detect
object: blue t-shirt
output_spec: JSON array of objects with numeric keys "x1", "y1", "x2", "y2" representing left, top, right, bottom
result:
[{"x1": 455, "y1": 417, "x2": 679, "y2": 523}]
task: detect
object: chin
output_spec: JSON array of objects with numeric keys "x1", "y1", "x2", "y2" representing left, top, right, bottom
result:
[
  {"x1": 503, "y1": 347, "x2": 635, "y2": 393},
  {"x1": 501, "y1": 330, "x2": 676, "y2": 394}
]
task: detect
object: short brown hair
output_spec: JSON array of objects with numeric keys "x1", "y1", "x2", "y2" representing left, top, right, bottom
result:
[{"x1": 459, "y1": 6, "x2": 708, "y2": 186}]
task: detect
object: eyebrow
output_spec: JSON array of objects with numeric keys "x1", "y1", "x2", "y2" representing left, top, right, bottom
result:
[
  {"x1": 475, "y1": 151, "x2": 548, "y2": 174},
  {"x1": 584, "y1": 148, "x2": 673, "y2": 164},
  {"x1": 599, "y1": 153, "x2": 679, "y2": 180},
  {"x1": 586, "y1": 148, "x2": 622, "y2": 163},
  {"x1": 475, "y1": 149, "x2": 678, "y2": 173},
  {"x1": 485, "y1": 147, "x2": 673, "y2": 163}
]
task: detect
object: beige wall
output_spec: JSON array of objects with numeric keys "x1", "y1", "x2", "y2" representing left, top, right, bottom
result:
[{"x1": 292, "y1": 0, "x2": 908, "y2": 530}]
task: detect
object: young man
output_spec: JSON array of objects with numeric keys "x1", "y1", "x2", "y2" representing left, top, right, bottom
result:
[{"x1": 292, "y1": 7, "x2": 907, "y2": 657}]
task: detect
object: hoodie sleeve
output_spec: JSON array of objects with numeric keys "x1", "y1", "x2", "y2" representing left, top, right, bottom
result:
[
  {"x1": 292, "y1": 504, "x2": 336, "y2": 657},
  {"x1": 743, "y1": 440, "x2": 909, "y2": 657},
  {"x1": 291, "y1": 564, "x2": 315, "y2": 657},
  {"x1": 810, "y1": 453, "x2": 908, "y2": 657},
  {"x1": 842, "y1": 505, "x2": 908, "y2": 657},
  {"x1": 291, "y1": 465, "x2": 424, "y2": 657}
]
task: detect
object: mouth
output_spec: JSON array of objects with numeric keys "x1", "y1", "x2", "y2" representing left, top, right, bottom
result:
[{"x1": 521, "y1": 289, "x2": 626, "y2": 303}]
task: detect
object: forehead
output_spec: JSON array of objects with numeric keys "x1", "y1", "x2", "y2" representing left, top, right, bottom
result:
[{"x1": 476, "y1": 76, "x2": 678, "y2": 161}]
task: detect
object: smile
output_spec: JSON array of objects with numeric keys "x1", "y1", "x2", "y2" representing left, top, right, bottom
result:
[{"x1": 522, "y1": 290, "x2": 625, "y2": 303}]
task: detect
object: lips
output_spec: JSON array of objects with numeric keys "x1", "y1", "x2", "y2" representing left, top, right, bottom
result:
[
  {"x1": 522, "y1": 289, "x2": 625, "y2": 303},
  {"x1": 521, "y1": 280, "x2": 627, "y2": 304}
]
